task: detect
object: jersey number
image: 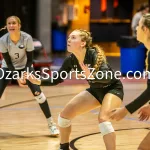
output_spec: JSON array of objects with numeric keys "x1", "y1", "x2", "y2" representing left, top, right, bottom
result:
[{"x1": 14, "y1": 53, "x2": 19, "y2": 59}]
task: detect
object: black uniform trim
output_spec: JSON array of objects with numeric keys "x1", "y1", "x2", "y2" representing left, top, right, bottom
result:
[{"x1": 126, "y1": 80, "x2": 150, "y2": 114}]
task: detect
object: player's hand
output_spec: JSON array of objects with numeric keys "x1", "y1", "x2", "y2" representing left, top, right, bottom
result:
[
  {"x1": 17, "y1": 78, "x2": 28, "y2": 88},
  {"x1": 138, "y1": 104, "x2": 150, "y2": 121},
  {"x1": 23, "y1": 72, "x2": 41, "y2": 85}
]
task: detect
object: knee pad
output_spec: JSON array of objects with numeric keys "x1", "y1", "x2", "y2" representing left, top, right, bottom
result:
[
  {"x1": 58, "y1": 114, "x2": 71, "y2": 128},
  {"x1": 35, "y1": 92, "x2": 46, "y2": 103},
  {"x1": 99, "y1": 121, "x2": 114, "y2": 136}
]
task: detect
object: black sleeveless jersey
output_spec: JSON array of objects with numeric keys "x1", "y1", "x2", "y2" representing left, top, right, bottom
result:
[{"x1": 41, "y1": 48, "x2": 119, "y2": 88}]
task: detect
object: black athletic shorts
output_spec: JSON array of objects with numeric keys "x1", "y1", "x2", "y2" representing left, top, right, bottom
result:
[{"x1": 86, "y1": 80, "x2": 124, "y2": 104}]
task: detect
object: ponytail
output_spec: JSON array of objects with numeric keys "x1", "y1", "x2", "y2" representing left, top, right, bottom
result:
[{"x1": 0, "y1": 26, "x2": 7, "y2": 31}]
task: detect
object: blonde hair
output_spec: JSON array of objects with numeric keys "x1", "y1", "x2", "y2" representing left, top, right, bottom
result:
[
  {"x1": 141, "y1": 14, "x2": 150, "y2": 71},
  {"x1": 0, "y1": 16, "x2": 21, "y2": 32},
  {"x1": 0, "y1": 26, "x2": 7, "y2": 31},
  {"x1": 145, "y1": 50, "x2": 149, "y2": 71},
  {"x1": 75, "y1": 29, "x2": 106, "y2": 72}
]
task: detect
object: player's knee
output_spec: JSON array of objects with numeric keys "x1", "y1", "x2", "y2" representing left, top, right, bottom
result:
[
  {"x1": 58, "y1": 114, "x2": 71, "y2": 128},
  {"x1": 60, "y1": 103, "x2": 77, "y2": 119},
  {"x1": 99, "y1": 121, "x2": 114, "y2": 136},
  {"x1": 98, "y1": 115, "x2": 109, "y2": 123},
  {"x1": 34, "y1": 92, "x2": 46, "y2": 103}
]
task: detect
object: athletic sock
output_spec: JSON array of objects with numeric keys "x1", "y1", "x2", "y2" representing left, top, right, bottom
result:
[
  {"x1": 47, "y1": 117, "x2": 54, "y2": 126},
  {"x1": 39, "y1": 100, "x2": 51, "y2": 118},
  {"x1": 60, "y1": 143, "x2": 69, "y2": 150}
]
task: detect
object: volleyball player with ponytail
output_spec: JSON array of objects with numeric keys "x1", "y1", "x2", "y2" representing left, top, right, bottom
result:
[
  {"x1": 0, "y1": 16, "x2": 59, "y2": 136},
  {"x1": 109, "y1": 14, "x2": 150, "y2": 150},
  {"x1": 25, "y1": 29, "x2": 124, "y2": 150}
]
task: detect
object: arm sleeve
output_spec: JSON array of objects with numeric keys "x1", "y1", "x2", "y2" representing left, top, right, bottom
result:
[
  {"x1": 0, "y1": 40, "x2": 16, "y2": 71},
  {"x1": 2, "y1": 52, "x2": 15, "y2": 71},
  {"x1": 125, "y1": 84, "x2": 150, "y2": 114},
  {"x1": 41, "y1": 56, "x2": 72, "y2": 86},
  {"x1": 24, "y1": 51, "x2": 33, "y2": 71}
]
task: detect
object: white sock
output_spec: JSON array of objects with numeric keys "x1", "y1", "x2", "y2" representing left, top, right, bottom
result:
[{"x1": 47, "y1": 117, "x2": 54, "y2": 126}]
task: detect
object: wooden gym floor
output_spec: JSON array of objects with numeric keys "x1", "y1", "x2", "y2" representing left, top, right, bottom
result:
[{"x1": 0, "y1": 78, "x2": 150, "y2": 150}]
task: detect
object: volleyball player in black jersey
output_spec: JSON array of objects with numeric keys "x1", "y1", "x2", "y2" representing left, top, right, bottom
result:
[
  {"x1": 24, "y1": 29, "x2": 124, "y2": 150},
  {"x1": 110, "y1": 14, "x2": 150, "y2": 150}
]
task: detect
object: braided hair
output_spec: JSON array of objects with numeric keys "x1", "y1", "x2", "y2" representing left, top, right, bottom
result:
[{"x1": 75, "y1": 29, "x2": 106, "y2": 72}]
